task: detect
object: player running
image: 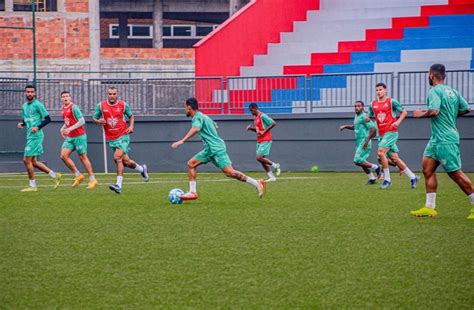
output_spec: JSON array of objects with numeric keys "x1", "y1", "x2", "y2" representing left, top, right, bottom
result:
[
  {"x1": 246, "y1": 103, "x2": 281, "y2": 182},
  {"x1": 171, "y1": 97, "x2": 265, "y2": 200},
  {"x1": 92, "y1": 87, "x2": 149, "y2": 194},
  {"x1": 411, "y1": 64, "x2": 474, "y2": 219},
  {"x1": 59, "y1": 91, "x2": 98, "y2": 189},
  {"x1": 339, "y1": 100, "x2": 380, "y2": 184},
  {"x1": 368, "y1": 82, "x2": 419, "y2": 189},
  {"x1": 17, "y1": 85, "x2": 62, "y2": 192}
]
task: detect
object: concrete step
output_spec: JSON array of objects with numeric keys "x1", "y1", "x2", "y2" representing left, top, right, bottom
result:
[{"x1": 319, "y1": 0, "x2": 448, "y2": 10}]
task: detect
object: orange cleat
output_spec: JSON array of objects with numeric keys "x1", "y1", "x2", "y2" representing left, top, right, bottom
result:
[
  {"x1": 257, "y1": 179, "x2": 265, "y2": 198},
  {"x1": 180, "y1": 192, "x2": 199, "y2": 201}
]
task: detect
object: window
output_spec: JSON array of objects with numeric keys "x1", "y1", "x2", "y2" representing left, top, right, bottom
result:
[
  {"x1": 162, "y1": 25, "x2": 219, "y2": 39},
  {"x1": 131, "y1": 25, "x2": 151, "y2": 38},
  {"x1": 109, "y1": 24, "x2": 153, "y2": 39},
  {"x1": 13, "y1": 0, "x2": 57, "y2": 11},
  {"x1": 196, "y1": 25, "x2": 214, "y2": 37},
  {"x1": 0, "y1": 0, "x2": 5, "y2": 11},
  {"x1": 162, "y1": 25, "x2": 171, "y2": 37},
  {"x1": 172, "y1": 25, "x2": 192, "y2": 37}
]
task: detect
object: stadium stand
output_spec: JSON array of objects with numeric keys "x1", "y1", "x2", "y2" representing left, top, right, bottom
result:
[{"x1": 195, "y1": 0, "x2": 474, "y2": 114}]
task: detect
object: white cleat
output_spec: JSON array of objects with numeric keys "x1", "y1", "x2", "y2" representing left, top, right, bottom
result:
[
  {"x1": 273, "y1": 163, "x2": 281, "y2": 176},
  {"x1": 265, "y1": 177, "x2": 277, "y2": 183},
  {"x1": 141, "y1": 164, "x2": 149, "y2": 182}
]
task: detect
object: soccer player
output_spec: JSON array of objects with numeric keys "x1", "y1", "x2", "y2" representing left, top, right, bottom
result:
[
  {"x1": 59, "y1": 91, "x2": 98, "y2": 189},
  {"x1": 92, "y1": 86, "x2": 149, "y2": 194},
  {"x1": 411, "y1": 64, "x2": 474, "y2": 219},
  {"x1": 171, "y1": 97, "x2": 265, "y2": 200},
  {"x1": 339, "y1": 100, "x2": 380, "y2": 184},
  {"x1": 368, "y1": 82, "x2": 419, "y2": 189},
  {"x1": 17, "y1": 85, "x2": 61, "y2": 191},
  {"x1": 246, "y1": 103, "x2": 281, "y2": 182}
]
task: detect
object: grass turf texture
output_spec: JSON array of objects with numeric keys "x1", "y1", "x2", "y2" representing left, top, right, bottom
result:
[{"x1": 0, "y1": 172, "x2": 473, "y2": 308}]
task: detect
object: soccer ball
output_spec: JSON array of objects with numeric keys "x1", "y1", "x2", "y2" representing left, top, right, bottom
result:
[
  {"x1": 168, "y1": 188, "x2": 185, "y2": 204},
  {"x1": 311, "y1": 165, "x2": 319, "y2": 172}
]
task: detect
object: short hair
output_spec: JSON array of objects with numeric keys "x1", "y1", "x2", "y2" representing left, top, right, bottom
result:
[
  {"x1": 25, "y1": 84, "x2": 36, "y2": 91},
  {"x1": 61, "y1": 90, "x2": 70, "y2": 96},
  {"x1": 248, "y1": 102, "x2": 258, "y2": 109},
  {"x1": 185, "y1": 97, "x2": 199, "y2": 110},
  {"x1": 430, "y1": 63, "x2": 446, "y2": 81},
  {"x1": 108, "y1": 86, "x2": 118, "y2": 92},
  {"x1": 375, "y1": 82, "x2": 387, "y2": 89},
  {"x1": 355, "y1": 100, "x2": 364, "y2": 106}
]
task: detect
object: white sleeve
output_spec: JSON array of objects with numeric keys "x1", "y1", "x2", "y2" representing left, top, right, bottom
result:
[{"x1": 67, "y1": 117, "x2": 85, "y2": 131}]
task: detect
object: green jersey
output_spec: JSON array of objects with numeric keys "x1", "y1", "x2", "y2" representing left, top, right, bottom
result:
[
  {"x1": 22, "y1": 99, "x2": 49, "y2": 139},
  {"x1": 427, "y1": 84, "x2": 469, "y2": 144},
  {"x1": 354, "y1": 112, "x2": 375, "y2": 145},
  {"x1": 192, "y1": 111, "x2": 226, "y2": 154}
]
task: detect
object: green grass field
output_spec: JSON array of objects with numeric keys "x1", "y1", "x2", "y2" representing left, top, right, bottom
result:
[{"x1": 0, "y1": 172, "x2": 473, "y2": 308}]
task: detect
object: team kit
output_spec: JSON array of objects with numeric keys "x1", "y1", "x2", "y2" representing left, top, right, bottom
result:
[{"x1": 17, "y1": 64, "x2": 474, "y2": 219}]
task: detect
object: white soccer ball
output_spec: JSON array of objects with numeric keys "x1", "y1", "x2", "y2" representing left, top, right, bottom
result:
[{"x1": 168, "y1": 188, "x2": 184, "y2": 204}]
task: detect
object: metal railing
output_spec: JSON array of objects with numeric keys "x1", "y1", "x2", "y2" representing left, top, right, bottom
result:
[{"x1": 1, "y1": 70, "x2": 472, "y2": 116}]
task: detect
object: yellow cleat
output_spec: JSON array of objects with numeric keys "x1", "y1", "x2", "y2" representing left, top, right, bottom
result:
[
  {"x1": 411, "y1": 206, "x2": 438, "y2": 218},
  {"x1": 86, "y1": 179, "x2": 98, "y2": 189},
  {"x1": 72, "y1": 174, "x2": 85, "y2": 188},
  {"x1": 467, "y1": 208, "x2": 474, "y2": 220},
  {"x1": 21, "y1": 186, "x2": 38, "y2": 192},
  {"x1": 52, "y1": 172, "x2": 62, "y2": 189}
]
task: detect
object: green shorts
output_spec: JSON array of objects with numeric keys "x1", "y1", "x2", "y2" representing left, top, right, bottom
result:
[
  {"x1": 354, "y1": 141, "x2": 372, "y2": 164},
  {"x1": 108, "y1": 135, "x2": 130, "y2": 154},
  {"x1": 62, "y1": 134, "x2": 88, "y2": 155},
  {"x1": 423, "y1": 141, "x2": 461, "y2": 173},
  {"x1": 256, "y1": 141, "x2": 272, "y2": 156},
  {"x1": 24, "y1": 136, "x2": 44, "y2": 157},
  {"x1": 378, "y1": 132, "x2": 399, "y2": 154},
  {"x1": 194, "y1": 147, "x2": 232, "y2": 170}
]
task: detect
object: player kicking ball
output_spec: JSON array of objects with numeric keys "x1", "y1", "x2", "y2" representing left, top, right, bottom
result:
[
  {"x1": 340, "y1": 100, "x2": 380, "y2": 184},
  {"x1": 59, "y1": 91, "x2": 98, "y2": 189},
  {"x1": 18, "y1": 85, "x2": 61, "y2": 192},
  {"x1": 368, "y1": 82, "x2": 419, "y2": 189},
  {"x1": 246, "y1": 103, "x2": 281, "y2": 182},
  {"x1": 411, "y1": 64, "x2": 474, "y2": 219},
  {"x1": 92, "y1": 87, "x2": 149, "y2": 194},
  {"x1": 171, "y1": 97, "x2": 265, "y2": 200}
]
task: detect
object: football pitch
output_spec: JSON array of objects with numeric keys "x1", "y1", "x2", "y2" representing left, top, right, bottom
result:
[{"x1": 1, "y1": 172, "x2": 473, "y2": 308}]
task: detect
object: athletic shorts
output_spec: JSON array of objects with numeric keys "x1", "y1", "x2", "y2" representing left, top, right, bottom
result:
[
  {"x1": 108, "y1": 135, "x2": 130, "y2": 154},
  {"x1": 62, "y1": 134, "x2": 88, "y2": 155},
  {"x1": 24, "y1": 136, "x2": 44, "y2": 157},
  {"x1": 423, "y1": 141, "x2": 461, "y2": 173},
  {"x1": 378, "y1": 132, "x2": 399, "y2": 154},
  {"x1": 194, "y1": 147, "x2": 232, "y2": 170},
  {"x1": 256, "y1": 141, "x2": 272, "y2": 156},
  {"x1": 354, "y1": 141, "x2": 372, "y2": 164}
]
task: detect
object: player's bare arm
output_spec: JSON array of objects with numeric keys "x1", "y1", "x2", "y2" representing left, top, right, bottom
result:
[
  {"x1": 172, "y1": 127, "x2": 200, "y2": 148},
  {"x1": 392, "y1": 110, "x2": 407, "y2": 128},
  {"x1": 260, "y1": 122, "x2": 276, "y2": 136},
  {"x1": 126, "y1": 115, "x2": 134, "y2": 134},
  {"x1": 413, "y1": 109, "x2": 440, "y2": 118},
  {"x1": 93, "y1": 117, "x2": 106, "y2": 125},
  {"x1": 458, "y1": 109, "x2": 471, "y2": 117},
  {"x1": 339, "y1": 125, "x2": 354, "y2": 131},
  {"x1": 363, "y1": 127, "x2": 376, "y2": 150},
  {"x1": 246, "y1": 125, "x2": 257, "y2": 132}
]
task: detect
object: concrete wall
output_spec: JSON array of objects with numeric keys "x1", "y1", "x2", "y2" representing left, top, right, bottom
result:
[
  {"x1": 1, "y1": 113, "x2": 473, "y2": 174},
  {"x1": 100, "y1": 0, "x2": 230, "y2": 13}
]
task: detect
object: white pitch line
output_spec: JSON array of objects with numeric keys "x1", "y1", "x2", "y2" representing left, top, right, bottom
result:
[
  {"x1": 0, "y1": 172, "x2": 222, "y2": 177},
  {"x1": 0, "y1": 176, "x2": 322, "y2": 189}
]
